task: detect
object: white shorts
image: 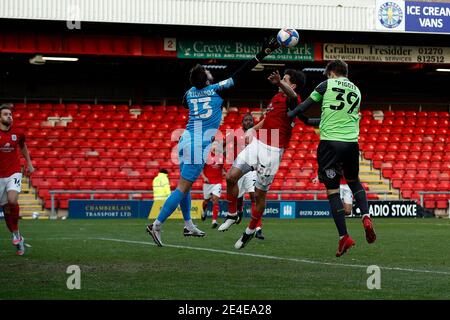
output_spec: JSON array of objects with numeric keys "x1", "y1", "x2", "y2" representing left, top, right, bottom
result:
[
  {"x1": 0, "y1": 173, "x2": 22, "y2": 206},
  {"x1": 340, "y1": 184, "x2": 353, "y2": 205},
  {"x1": 203, "y1": 183, "x2": 222, "y2": 200},
  {"x1": 238, "y1": 170, "x2": 256, "y2": 198},
  {"x1": 234, "y1": 139, "x2": 283, "y2": 191}
]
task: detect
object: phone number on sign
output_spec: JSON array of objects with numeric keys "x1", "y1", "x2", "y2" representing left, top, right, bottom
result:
[
  {"x1": 416, "y1": 47, "x2": 447, "y2": 63},
  {"x1": 417, "y1": 55, "x2": 445, "y2": 63}
]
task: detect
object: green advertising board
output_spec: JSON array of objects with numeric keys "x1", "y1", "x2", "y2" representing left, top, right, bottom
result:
[{"x1": 177, "y1": 40, "x2": 314, "y2": 61}]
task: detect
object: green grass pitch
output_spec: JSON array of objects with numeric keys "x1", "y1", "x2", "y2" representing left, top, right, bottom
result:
[{"x1": 1, "y1": 218, "x2": 449, "y2": 300}]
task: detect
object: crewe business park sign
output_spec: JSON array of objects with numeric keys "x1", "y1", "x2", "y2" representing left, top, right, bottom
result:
[
  {"x1": 376, "y1": 0, "x2": 450, "y2": 34},
  {"x1": 177, "y1": 40, "x2": 314, "y2": 61}
]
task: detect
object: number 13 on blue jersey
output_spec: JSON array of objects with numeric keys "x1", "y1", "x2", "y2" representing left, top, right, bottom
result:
[{"x1": 190, "y1": 97, "x2": 212, "y2": 119}]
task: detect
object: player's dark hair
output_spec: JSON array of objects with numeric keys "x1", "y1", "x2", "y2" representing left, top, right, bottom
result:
[
  {"x1": 159, "y1": 168, "x2": 169, "y2": 174},
  {"x1": 242, "y1": 113, "x2": 253, "y2": 122},
  {"x1": 189, "y1": 64, "x2": 208, "y2": 89},
  {"x1": 0, "y1": 103, "x2": 12, "y2": 113},
  {"x1": 325, "y1": 59, "x2": 348, "y2": 77},
  {"x1": 284, "y1": 69, "x2": 306, "y2": 93}
]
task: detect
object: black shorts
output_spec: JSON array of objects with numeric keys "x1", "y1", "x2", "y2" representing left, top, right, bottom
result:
[{"x1": 317, "y1": 140, "x2": 360, "y2": 189}]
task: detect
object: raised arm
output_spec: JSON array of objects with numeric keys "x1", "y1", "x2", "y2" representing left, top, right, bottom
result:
[{"x1": 268, "y1": 70, "x2": 297, "y2": 100}]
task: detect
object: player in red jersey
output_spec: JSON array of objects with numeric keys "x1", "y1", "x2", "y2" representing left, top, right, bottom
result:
[
  {"x1": 0, "y1": 104, "x2": 34, "y2": 256},
  {"x1": 218, "y1": 69, "x2": 306, "y2": 249},
  {"x1": 201, "y1": 143, "x2": 226, "y2": 228},
  {"x1": 224, "y1": 114, "x2": 264, "y2": 239}
]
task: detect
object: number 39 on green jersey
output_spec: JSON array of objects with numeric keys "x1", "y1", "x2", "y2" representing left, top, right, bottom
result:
[{"x1": 310, "y1": 77, "x2": 361, "y2": 143}]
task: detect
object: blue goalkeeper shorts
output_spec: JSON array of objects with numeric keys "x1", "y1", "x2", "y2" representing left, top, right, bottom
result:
[{"x1": 178, "y1": 136, "x2": 212, "y2": 182}]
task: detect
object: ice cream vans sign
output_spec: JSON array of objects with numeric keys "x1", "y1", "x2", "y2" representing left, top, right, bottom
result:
[
  {"x1": 368, "y1": 201, "x2": 417, "y2": 217},
  {"x1": 376, "y1": 0, "x2": 450, "y2": 34}
]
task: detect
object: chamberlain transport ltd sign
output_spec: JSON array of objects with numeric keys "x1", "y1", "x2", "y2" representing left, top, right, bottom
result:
[
  {"x1": 177, "y1": 40, "x2": 314, "y2": 61},
  {"x1": 376, "y1": 0, "x2": 450, "y2": 34},
  {"x1": 323, "y1": 43, "x2": 450, "y2": 64}
]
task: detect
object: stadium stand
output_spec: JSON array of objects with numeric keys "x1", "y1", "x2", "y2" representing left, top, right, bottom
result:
[
  {"x1": 359, "y1": 109, "x2": 450, "y2": 209},
  {"x1": 12, "y1": 103, "x2": 449, "y2": 214}
]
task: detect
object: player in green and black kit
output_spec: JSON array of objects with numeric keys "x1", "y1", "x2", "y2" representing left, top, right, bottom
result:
[{"x1": 289, "y1": 60, "x2": 376, "y2": 257}]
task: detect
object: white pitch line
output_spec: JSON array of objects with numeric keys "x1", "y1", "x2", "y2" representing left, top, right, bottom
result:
[{"x1": 95, "y1": 237, "x2": 450, "y2": 276}]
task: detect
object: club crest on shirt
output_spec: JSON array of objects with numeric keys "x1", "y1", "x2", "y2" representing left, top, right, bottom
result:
[
  {"x1": 325, "y1": 169, "x2": 336, "y2": 179},
  {"x1": 11, "y1": 134, "x2": 17, "y2": 141}
]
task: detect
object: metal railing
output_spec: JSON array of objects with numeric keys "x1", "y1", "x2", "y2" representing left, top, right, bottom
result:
[{"x1": 49, "y1": 189, "x2": 397, "y2": 218}]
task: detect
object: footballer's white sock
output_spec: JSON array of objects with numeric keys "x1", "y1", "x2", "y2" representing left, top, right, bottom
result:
[
  {"x1": 153, "y1": 220, "x2": 162, "y2": 230},
  {"x1": 212, "y1": 220, "x2": 217, "y2": 224},
  {"x1": 228, "y1": 212, "x2": 238, "y2": 217},
  {"x1": 185, "y1": 219, "x2": 195, "y2": 230},
  {"x1": 256, "y1": 227, "x2": 262, "y2": 232},
  {"x1": 245, "y1": 227, "x2": 255, "y2": 235}
]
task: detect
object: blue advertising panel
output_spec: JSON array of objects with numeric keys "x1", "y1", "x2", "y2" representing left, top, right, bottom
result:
[
  {"x1": 263, "y1": 201, "x2": 280, "y2": 218},
  {"x1": 406, "y1": 1, "x2": 450, "y2": 33},
  {"x1": 207, "y1": 200, "x2": 280, "y2": 218},
  {"x1": 280, "y1": 202, "x2": 296, "y2": 219},
  {"x1": 140, "y1": 200, "x2": 154, "y2": 219},
  {"x1": 357, "y1": 201, "x2": 418, "y2": 218},
  {"x1": 67, "y1": 200, "x2": 422, "y2": 219},
  {"x1": 69, "y1": 200, "x2": 141, "y2": 219},
  {"x1": 205, "y1": 200, "x2": 229, "y2": 218},
  {"x1": 296, "y1": 201, "x2": 331, "y2": 218}
]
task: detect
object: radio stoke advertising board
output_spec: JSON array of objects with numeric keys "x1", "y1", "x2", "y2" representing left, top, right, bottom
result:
[
  {"x1": 68, "y1": 200, "x2": 420, "y2": 219},
  {"x1": 365, "y1": 201, "x2": 418, "y2": 218}
]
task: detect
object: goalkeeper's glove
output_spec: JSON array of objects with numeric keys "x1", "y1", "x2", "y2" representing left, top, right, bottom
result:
[{"x1": 256, "y1": 36, "x2": 280, "y2": 61}]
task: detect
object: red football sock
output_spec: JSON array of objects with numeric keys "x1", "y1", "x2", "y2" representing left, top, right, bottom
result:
[
  {"x1": 4, "y1": 203, "x2": 19, "y2": 233},
  {"x1": 249, "y1": 205, "x2": 264, "y2": 230},
  {"x1": 202, "y1": 200, "x2": 208, "y2": 211},
  {"x1": 227, "y1": 193, "x2": 237, "y2": 215},
  {"x1": 256, "y1": 217, "x2": 263, "y2": 229},
  {"x1": 254, "y1": 200, "x2": 262, "y2": 228},
  {"x1": 212, "y1": 202, "x2": 219, "y2": 220},
  {"x1": 251, "y1": 202, "x2": 263, "y2": 228},
  {"x1": 237, "y1": 197, "x2": 244, "y2": 212}
]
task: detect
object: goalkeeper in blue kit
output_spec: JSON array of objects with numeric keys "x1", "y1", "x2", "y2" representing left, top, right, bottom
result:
[{"x1": 146, "y1": 37, "x2": 280, "y2": 247}]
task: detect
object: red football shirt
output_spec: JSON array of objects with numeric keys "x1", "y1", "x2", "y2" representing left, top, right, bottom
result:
[
  {"x1": 0, "y1": 126, "x2": 25, "y2": 178},
  {"x1": 203, "y1": 155, "x2": 224, "y2": 184},
  {"x1": 259, "y1": 92, "x2": 301, "y2": 149}
]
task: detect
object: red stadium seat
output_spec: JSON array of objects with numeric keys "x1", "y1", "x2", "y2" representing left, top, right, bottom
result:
[{"x1": 24, "y1": 103, "x2": 449, "y2": 210}]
